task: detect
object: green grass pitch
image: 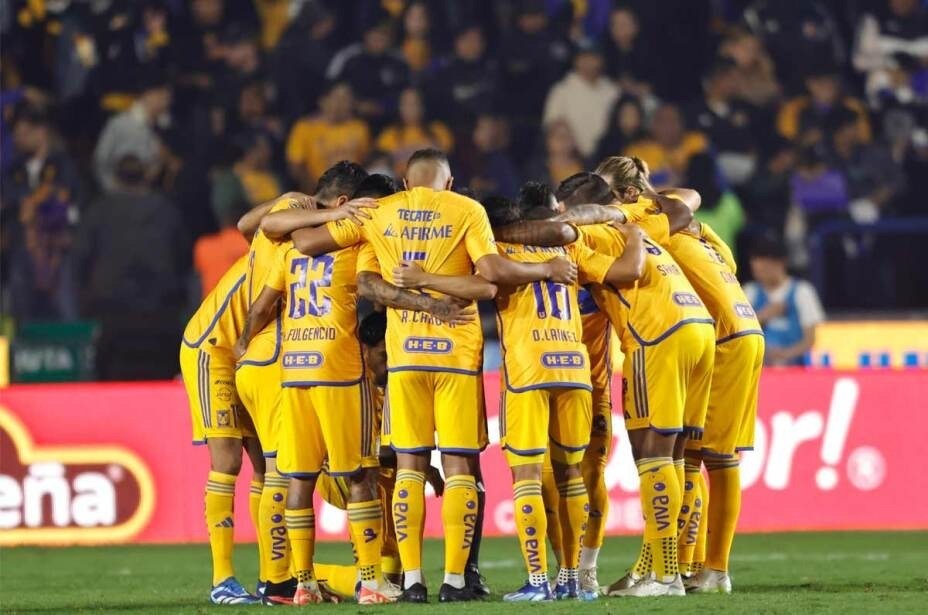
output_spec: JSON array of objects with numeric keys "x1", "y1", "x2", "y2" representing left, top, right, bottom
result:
[{"x1": 2, "y1": 532, "x2": 926, "y2": 613}]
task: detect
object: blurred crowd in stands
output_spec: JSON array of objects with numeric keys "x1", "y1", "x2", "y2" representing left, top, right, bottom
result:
[{"x1": 2, "y1": 0, "x2": 928, "y2": 376}]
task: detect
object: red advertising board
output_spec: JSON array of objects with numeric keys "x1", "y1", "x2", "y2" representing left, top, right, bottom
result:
[{"x1": 1, "y1": 370, "x2": 926, "y2": 546}]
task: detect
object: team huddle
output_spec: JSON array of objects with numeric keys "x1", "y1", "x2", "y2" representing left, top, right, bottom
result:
[{"x1": 180, "y1": 148, "x2": 763, "y2": 605}]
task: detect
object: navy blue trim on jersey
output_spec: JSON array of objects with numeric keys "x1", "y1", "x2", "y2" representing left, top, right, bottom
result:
[
  {"x1": 182, "y1": 275, "x2": 246, "y2": 348},
  {"x1": 237, "y1": 313, "x2": 283, "y2": 367},
  {"x1": 716, "y1": 329, "x2": 765, "y2": 345},
  {"x1": 387, "y1": 365, "x2": 481, "y2": 375},
  {"x1": 628, "y1": 318, "x2": 716, "y2": 347}
]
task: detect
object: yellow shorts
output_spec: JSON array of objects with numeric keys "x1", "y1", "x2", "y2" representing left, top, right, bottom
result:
[
  {"x1": 317, "y1": 473, "x2": 351, "y2": 510},
  {"x1": 500, "y1": 386, "x2": 592, "y2": 467},
  {"x1": 385, "y1": 370, "x2": 485, "y2": 453},
  {"x1": 622, "y1": 323, "x2": 715, "y2": 435},
  {"x1": 690, "y1": 333, "x2": 764, "y2": 457},
  {"x1": 180, "y1": 344, "x2": 254, "y2": 443},
  {"x1": 277, "y1": 381, "x2": 376, "y2": 477},
  {"x1": 235, "y1": 345, "x2": 282, "y2": 458}
]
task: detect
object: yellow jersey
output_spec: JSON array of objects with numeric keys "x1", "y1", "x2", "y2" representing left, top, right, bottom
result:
[
  {"x1": 580, "y1": 220, "x2": 714, "y2": 352},
  {"x1": 264, "y1": 241, "x2": 364, "y2": 386},
  {"x1": 182, "y1": 255, "x2": 249, "y2": 360},
  {"x1": 618, "y1": 204, "x2": 762, "y2": 343},
  {"x1": 579, "y1": 291, "x2": 613, "y2": 394},
  {"x1": 326, "y1": 187, "x2": 498, "y2": 374},
  {"x1": 286, "y1": 117, "x2": 370, "y2": 184},
  {"x1": 242, "y1": 199, "x2": 293, "y2": 366},
  {"x1": 495, "y1": 241, "x2": 614, "y2": 392}
]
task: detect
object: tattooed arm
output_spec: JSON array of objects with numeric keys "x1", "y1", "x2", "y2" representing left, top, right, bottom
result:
[
  {"x1": 491, "y1": 220, "x2": 578, "y2": 247},
  {"x1": 357, "y1": 271, "x2": 476, "y2": 324}
]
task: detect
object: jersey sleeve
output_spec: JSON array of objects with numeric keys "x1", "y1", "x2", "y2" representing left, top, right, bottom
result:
[
  {"x1": 636, "y1": 213, "x2": 671, "y2": 248},
  {"x1": 264, "y1": 243, "x2": 289, "y2": 292},
  {"x1": 699, "y1": 222, "x2": 738, "y2": 273},
  {"x1": 570, "y1": 241, "x2": 615, "y2": 286},
  {"x1": 325, "y1": 218, "x2": 365, "y2": 248},
  {"x1": 356, "y1": 242, "x2": 381, "y2": 275},
  {"x1": 615, "y1": 201, "x2": 657, "y2": 224},
  {"x1": 463, "y1": 207, "x2": 498, "y2": 263}
]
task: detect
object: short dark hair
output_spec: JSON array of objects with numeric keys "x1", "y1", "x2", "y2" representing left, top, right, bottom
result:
[
  {"x1": 555, "y1": 172, "x2": 612, "y2": 207},
  {"x1": 13, "y1": 104, "x2": 50, "y2": 128},
  {"x1": 352, "y1": 173, "x2": 398, "y2": 199},
  {"x1": 315, "y1": 161, "x2": 368, "y2": 202},
  {"x1": 517, "y1": 181, "x2": 553, "y2": 213},
  {"x1": 358, "y1": 311, "x2": 387, "y2": 346},
  {"x1": 481, "y1": 195, "x2": 522, "y2": 227},
  {"x1": 406, "y1": 147, "x2": 448, "y2": 169},
  {"x1": 750, "y1": 233, "x2": 787, "y2": 260}
]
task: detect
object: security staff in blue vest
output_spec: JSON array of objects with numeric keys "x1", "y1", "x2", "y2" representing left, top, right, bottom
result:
[{"x1": 744, "y1": 236, "x2": 825, "y2": 366}]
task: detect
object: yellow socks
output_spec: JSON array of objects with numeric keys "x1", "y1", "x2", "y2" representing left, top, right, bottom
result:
[
  {"x1": 393, "y1": 470, "x2": 426, "y2": 589},
  {"x1": 541, "y1": 465, "x2": 564, "y2": 567},
  {"x1": 260, "y1": 472, "x2": 291, "y2": 583},
  {"x1": 673, "y1": 459, "x2": 685, "y2": 499},
  {"x1": 285, "y1": 507, "x2": 316, "y2": 584},
  {"x1": 677, "y1": 458, "x2": 703, "y2": 571},
  {"x1": 632, "y1": 540, "x2": 652, "y2": 578},
  {"x1": 442, "y1": 475, "x2": 478, "y2": 588},
  {"x1": 348, "y1": 499, "x2": 384, "y2": 590},
  {"x1": 556, "y1": 476, "x2": 589, "y2": 579},
  {"x1": 313, "y1": 563, "x2": 358, "y2": 599},
  {"x1": 637, "y1": 457, "x2": 681, "y2": 582},
  {"x1": 705, "y1": 458, "x2": 740, "y2": 572},
  {"x1": 513, "y1": 479, "x2": 548, "y2": 584},
  {"x1": 205, "y1": 471, "x2": 236, "y2": 585},
  {"x1": 580, "y1": 447, "x2": 609, "y2": 561},
  {"x1": 249, "y1": 479, "x2": 265, "y2": 582}
]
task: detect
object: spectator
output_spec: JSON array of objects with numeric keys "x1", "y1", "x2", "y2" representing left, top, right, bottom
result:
[
  {"x1": 212, "y1": 129, "x2": 282, "y2": 225},
  {"x1": 743, "y1": 0, "x2": 846, "y2": 92},
  {"x1": 193, "y1": 209, "x2": 249, "y2": 298},
  {"x1": 76, "y1": 154, "x2": 187, "y2": 314},
  {"x1": 286, "y1": 80, "x2": 370, "y2": 192},
  {"x1": 625, "y1": 102, "x2": 708, "y2": 187},
  {"x1": 93, "y1": 72, "x2": 174, "y2": 192},
  {"x1": 425, "y1": 24, "x2": 500, "y2": 128},
  {"x1": 499, "y1": 0, "x2": 572, "y2": 121},
  {"x1": 593, "y1": 95, "x2": 647, "y2": 164},
  {"x1": 745, "y1": 136, "x2": 798, "y2": 234},
  {"x1": 789, "y1": 143, "x2": 849, "y2": 246},
  {"x1": 827, "y1": 107, "x2": 906, "y2": 224},
  {"x1": 777, "y1": 64, "x2": 871, "y2": 146},
  {"x1": 272, "y1": 0, "x2": 336, "y2": 123},
  {"x1": 465, "y1": 114, "x2": 520, "y2": 199},
  {"x1": 525, "y1": 119, "x2": 585, "y2": 189},
  {"x1": 745, "y1": 235, "x2": 825, "y2": 366},
  {"x1": 543, "y1": 45, "x2": 619, "y2": 159},
  {"x1": 254, "y1": 0, "x2": 292, "y2": 50},
  {"x1": 400, "y1": 1, "x2": 433, "y2": 74},
  {"x1": 376, "y1": 88, "x2": 453, "y2": 177},
  {"x1": 326, "y1": 9, "x2": 410, "y2": 124},
  {"x1": 687, "y1": 153, "x2": 746, "y2": 254},
  {"x1": 602, "y1": 3, "x2": 653, "y2": 99},
  {"x1": 853, "y1": 0, "x2": 928, "y2": 108},
  {"x1": 74, "y1": 155, "x2": 188, "y2": 380},
  {"x1": 719, "y1": 28, "x2": 781, "y2": 109},
  {"x1": 2, "y1": 106, "x2": 81, "y2": 321},
  {"x1": 688, "y1": 58, "x2": 759, "y2": 186}
]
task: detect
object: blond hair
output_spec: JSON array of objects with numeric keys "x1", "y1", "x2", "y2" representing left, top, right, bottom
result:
[{"x1": 594, "y1": 156, "x2": 651, "y2": 193}]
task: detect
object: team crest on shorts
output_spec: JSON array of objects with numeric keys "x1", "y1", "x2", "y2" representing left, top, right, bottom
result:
[{"x1": 217, "y1": 410, "x2": 231, "y2": 427}]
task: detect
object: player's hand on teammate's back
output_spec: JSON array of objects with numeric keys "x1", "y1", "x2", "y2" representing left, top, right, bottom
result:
[
  {"x1": 281, "y1": 191, "x2": 316, "y2": 210},
  {"x1": 232, "y1": 338, "x2": 247, "y2": 362},
  {"x1": 391, "y1": 262, "x2": 426, "y2": 288},
  {"x1": 337, "y1": 197, "x2": 378, "y2": 225},
  {"x1": 429, "y1": 296, "x2": 477, "y2": 325},
  {"x1": 545, "y1": 256, "x2": 578, "y2": 285},
  {"x1": 426, "y1": 465, "x2": 445, "y2": 496}
]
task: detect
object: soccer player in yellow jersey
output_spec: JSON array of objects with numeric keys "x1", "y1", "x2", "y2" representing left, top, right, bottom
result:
[
  {"x1": 180, "y1": 255, "x2": 264, "y2": 605},
  {"x1": 393, "y1": 194, "x2": 644, "y2": 602},
  {"x1": 235, "y1": 161, "x2": 369, "y2": 604},
  {"x1": 279, "y1": 148, "x2": 577, "y2": 603},
  {"x1": 236, "y1": 222, "x2": 401, "y2": 605},
  {"x1": 497, "y1": 176, "x2": 714, "y2": 598},
  {"x1": 598, "y1": 156, "x2": 764, "y2": 594}
]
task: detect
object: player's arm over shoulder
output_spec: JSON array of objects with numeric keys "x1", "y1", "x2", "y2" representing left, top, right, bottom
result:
[{"x1": 573, "y1": 225, "x2": 646, "y2": 286}]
